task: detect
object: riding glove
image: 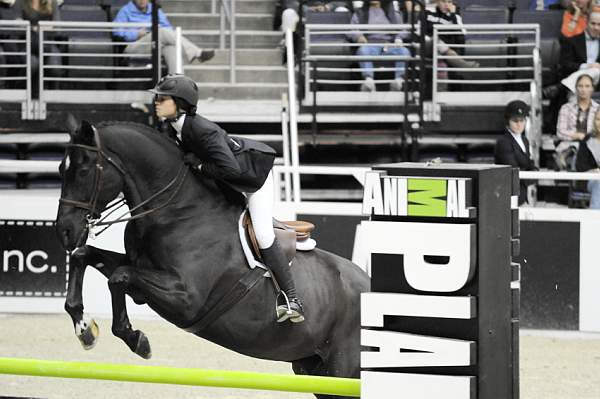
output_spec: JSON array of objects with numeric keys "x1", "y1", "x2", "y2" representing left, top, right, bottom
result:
[{"x1": 183, "y1": 153, "x2": 202, "y2": 171}]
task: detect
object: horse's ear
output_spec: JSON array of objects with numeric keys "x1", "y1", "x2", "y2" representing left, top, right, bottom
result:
[
  {"x1": 66, "y1": 114, "x2": 78, "y2": 137},
  {"x1": 79, "y1": 120, "x2": 96, "y2": 145}
]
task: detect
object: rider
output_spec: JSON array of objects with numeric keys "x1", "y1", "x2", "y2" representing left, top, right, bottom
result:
[{"x1": 150, "y1": 74, "x2": 305, "y2": 323}]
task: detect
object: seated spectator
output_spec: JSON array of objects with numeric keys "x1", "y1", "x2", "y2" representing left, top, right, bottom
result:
[
  {"x1": 575, "y1": 108, "x2": 600, "y2": 208},
  {"x1": 278, "y1": 0, "x2": 352, "y2": 32},
  {"x1": 560, "y1": 11, "x2": 600, "y2": 78},
  {"x1": 12, "y1": 0, "x2": 62, "y2": 96},
  {"x1": 113, "y1": 0, "x2": 214, "y2": 74},
  {"x1": 556, "y1": 73, "x2": 599, "y2": 169},
  {"x1": 425, "y1": 0, "x2": 478, "y2": 87},
  {"x1": 545, "y1": 10, "x2": 600, "y2": 99},
  {"x1": 348, "y1": 0, "x2": 411, "y2": 92},
  {"x1": 561, "y1": 0, "x2": 591, "y2": 38},
  {"x1": 494, "y1": 100, "x2": 539, "y2": 205}
]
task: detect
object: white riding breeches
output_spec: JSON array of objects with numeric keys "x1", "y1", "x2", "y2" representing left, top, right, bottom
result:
[{"x1": 246, "y1": 171, "x2": 275, "y2": 249}]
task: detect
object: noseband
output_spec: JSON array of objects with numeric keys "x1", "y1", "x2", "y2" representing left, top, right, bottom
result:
[{"x1": 59, "y1": 127, "x2": 188, "y2": 238}]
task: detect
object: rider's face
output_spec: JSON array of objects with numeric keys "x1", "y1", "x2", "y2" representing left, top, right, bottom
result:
[{"x1": 154, "y1": 95, "x2": 178, "y2": 119}]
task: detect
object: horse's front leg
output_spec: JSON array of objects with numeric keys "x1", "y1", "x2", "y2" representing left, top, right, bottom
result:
[
  {"x1": 108, "y1": 266, "x2": 199, "y2": 359},
  {"x1": 64, "y1": 245, "x2": 128, "y2": 350}
]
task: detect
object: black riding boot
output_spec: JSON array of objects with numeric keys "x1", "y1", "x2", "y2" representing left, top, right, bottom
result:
[{"x1": 260, "y1": 239, "x2": 305, "y2": 323}]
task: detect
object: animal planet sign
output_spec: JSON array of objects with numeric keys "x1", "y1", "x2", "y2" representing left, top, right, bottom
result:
[{"x1": 359, "y1": 165, "x2": 514, "y2": 399}]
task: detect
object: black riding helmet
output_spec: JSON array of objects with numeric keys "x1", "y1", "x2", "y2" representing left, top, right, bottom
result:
[
  {"x1": 504, "y1": 100, "x2": 529, "y2": 123},
  {"x1": 150, "y1": 74, "x2": 199, "y2": 115}
]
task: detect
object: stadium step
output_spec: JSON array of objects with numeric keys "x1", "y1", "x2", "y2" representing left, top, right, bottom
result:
[
  {"x1": 197, "y1": 48, "x2": 283, "y2": 66},
  {"x1": 162, "y1": 0, "x2": 278, "y2": 15},
  {"x1": 185, "y1": 65, "x2": 287, "y2": 84},
  {"x1": 184, "y1": 29, "x2": 282, "y2": 49},
  {"x1": 168, "y1": 13, "x2": 274, "y2": 31}
]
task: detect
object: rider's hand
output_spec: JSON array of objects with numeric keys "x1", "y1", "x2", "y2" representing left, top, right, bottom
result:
[{"x1": 183, "y1": 153, "x2": 202, "y2": 170}]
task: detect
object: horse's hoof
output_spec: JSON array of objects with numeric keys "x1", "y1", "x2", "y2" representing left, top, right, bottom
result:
[
  {"x1": 134, "y1": 330, "x2": 152, "y2": 359},
  {"x1": 77, "y1": 319, "x2": 99, "y2": 350}
]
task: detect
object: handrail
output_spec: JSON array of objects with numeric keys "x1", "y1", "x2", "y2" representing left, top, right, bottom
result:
[
  {"x1": 432, "y1": 23, "x2": 540, "y2": 105},
  {"x1": 36, "y1": 20, "x2": 155, "y2": 119},
  {"x1": 0, "y1": 20, "x2": 32, "y2": 119},
  {"x1": 285, "y1": 28, "x2": 300, "y2": 203}
]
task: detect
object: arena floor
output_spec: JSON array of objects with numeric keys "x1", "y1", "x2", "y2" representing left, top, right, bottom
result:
[{"x1": 0, "y1": 314, "x2": 599, "y2": 399}]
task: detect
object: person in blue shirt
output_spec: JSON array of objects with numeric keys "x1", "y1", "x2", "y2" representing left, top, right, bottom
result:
[{"x1": 113, "y1": 0, "x2": 214, "y2": 73}]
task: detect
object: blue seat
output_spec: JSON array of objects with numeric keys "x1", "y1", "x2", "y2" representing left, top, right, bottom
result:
[
  {"x1": 418, "y1": 144, "x2": 459, "y2": 163},
  {"x1": 512, "y1": 10, "x2": 563, "y2": 39},
  {"x1": 26, "y1": 174, "x2": 62, "y2": 189},
  {"x1": 458, "y1": 0, "x2": 511, "y2": 9},
  {"x1": 61, "y1": 0, "x2": 104, "y2": 6},
  {"x1": 27, "y1": 143, "x2": 66, "y2": 161},
  {"x1": 0, "y1": 144, "x2": 18, "y2": 160},
  {"x1": 462, "y1": 7, "x2": 510, "y2": 25}
]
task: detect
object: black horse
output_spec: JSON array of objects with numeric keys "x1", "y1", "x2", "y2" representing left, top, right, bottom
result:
[{"x1": 55, "y1": 120, "x2": 370, "y2": 398}]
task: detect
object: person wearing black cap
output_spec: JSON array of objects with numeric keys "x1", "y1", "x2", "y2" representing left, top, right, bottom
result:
[
  {"x1": 494, "y1": 100, "x2": 539, "y2": 205},
  {"x1": 150, "y1": 74, "x2": 306, "y2": 324}
]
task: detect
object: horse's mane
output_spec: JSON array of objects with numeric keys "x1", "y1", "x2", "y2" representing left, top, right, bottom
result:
[{"x1": 96, "y1": 121, "x2": 180, "y2": 158}]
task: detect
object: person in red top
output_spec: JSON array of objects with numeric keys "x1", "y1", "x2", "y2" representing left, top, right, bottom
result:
[{"x1": 562, "y1": 0, "x2": 591, "y2": 38}]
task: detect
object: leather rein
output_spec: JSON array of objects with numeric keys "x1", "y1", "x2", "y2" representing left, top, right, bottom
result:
[{"x1": 58, "y1": 128, "x2": 188, "y2": 238}]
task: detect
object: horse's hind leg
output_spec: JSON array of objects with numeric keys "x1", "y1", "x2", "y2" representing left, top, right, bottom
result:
[
  {"x1": 107, "y1": 266, "x2": 198, "y2": 359},
  {"x1": 64, "y1": 245, "x2": 127, "y2": 350}
]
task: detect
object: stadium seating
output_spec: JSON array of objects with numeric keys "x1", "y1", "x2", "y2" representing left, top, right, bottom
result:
[
  {"x1": 60, "y1": 5, "x2": 114, "y2": 89},
  {"x1": 458, "y1": 0, "x2": 512, "y2": 10},
  {"x1": 304, "y1": 10, "x2": 353, "y2": 91},
  {"x1": 462, "y1": 7, "x2": 511, "y2": 26},
  {"x1": 512, "y1": 9, "x2": 563, "y2": 39}
]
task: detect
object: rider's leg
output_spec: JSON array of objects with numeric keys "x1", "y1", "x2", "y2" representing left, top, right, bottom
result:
[{"x1": 247, "y1": 172, "x2": 305, "y2": 323}]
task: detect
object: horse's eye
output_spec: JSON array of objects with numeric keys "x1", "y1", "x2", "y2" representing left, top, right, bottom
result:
[{"x1": 78, "y1": 168, "x2": 90, "y2": 178}]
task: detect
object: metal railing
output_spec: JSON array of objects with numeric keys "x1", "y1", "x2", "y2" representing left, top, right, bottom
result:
[
  {"x1": 432, "y1": 23, "x2": 543, "y2": 165},
  {"x1": 303, "y1": 23, "x2": 421, "y2": 106},
  {"x1": 182, "y1": 0, "x2": 237, "y2": 83},
  {"x1": 37, "y1": 20, "x2": 155, "y2": 119},
  {"x1": 0, "y1": 20, "x2": 32, "y2": 119}
]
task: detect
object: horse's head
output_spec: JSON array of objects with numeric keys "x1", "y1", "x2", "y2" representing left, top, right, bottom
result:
[{"x1": 56, "y1": 118, "x2": 124, "y2": 251}]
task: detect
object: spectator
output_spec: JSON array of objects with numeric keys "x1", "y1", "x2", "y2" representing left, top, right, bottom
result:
[
  {"x1": 544, "y1": 10, "x2": 600, "y2": 99},
  {"x1": 575, "y1": 108, "x2": 600, "y2": 208},
  {"x1": 113, "y1": 0, "x2": 214, "y2": 74},
  {"x1": 561, "y1": 0, "x2": 591, "y2": 38},
  {"x1": 348, "y1": 0, "x2": 411, "y2": 92},
  {"x1": 12, "y1": 0, "x2": 63, "y2": 96},
  {"x1": 277, "y1": 0, "x2": 352, "y2": 32},
  {"x1": 494, "y1": 100, "x2": 539, "y2": 205},
  {"x1": 556, "y1": 73, "x2": 599, "y2": 169},
  {"x1": 559, "y1": 11, "x2": 600, "y2": 79},
  {"x1": 425, "y1": 0, "x2": 478, "y2": 88}
]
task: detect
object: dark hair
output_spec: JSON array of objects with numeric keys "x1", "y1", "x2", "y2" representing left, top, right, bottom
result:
[
  {"x1": 174, "y1": 97, "x2": 196, "y2": 116},
  {"x1": 576, "y1": 73, "x2": 594, "y2": 86}
]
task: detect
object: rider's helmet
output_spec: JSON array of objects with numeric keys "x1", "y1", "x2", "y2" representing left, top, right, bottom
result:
[{"x1": 150, "y1": 74, "x2": 199, "y2": 116}]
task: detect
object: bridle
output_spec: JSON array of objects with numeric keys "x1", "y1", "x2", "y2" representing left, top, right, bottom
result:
[{"x1": 59, "y1": 127, "x2": 188, "y2": 239}]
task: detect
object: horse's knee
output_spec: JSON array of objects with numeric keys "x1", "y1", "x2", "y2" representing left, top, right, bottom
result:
[{"x1": 108, "y1": 267, "x2": 131, "y2": 287}]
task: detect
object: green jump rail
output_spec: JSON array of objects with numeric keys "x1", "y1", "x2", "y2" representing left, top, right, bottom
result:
[{"x1": 0, "y1": 357, "x2": 360, "y2": 397}]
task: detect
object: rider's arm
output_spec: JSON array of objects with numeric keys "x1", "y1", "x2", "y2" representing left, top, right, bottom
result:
[{"x1": 188, "y1": 121, "x2": 243, "y2": 180}]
